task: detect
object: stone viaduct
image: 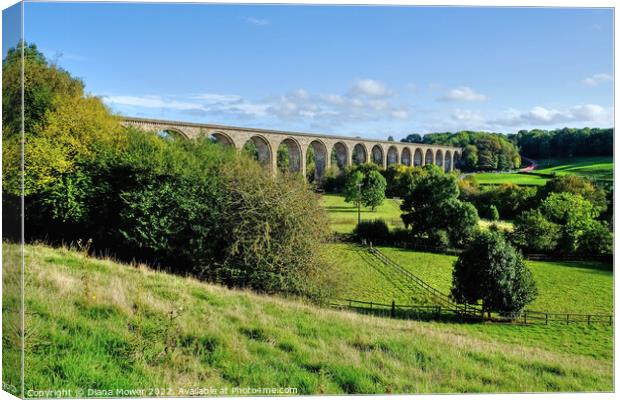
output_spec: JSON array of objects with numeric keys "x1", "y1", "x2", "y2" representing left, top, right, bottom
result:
[{"x1": 121, "y1": 116, "x2": 463, "y2": 180}]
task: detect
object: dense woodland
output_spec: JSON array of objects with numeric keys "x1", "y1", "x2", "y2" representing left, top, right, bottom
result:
[
  {"x1": 509, "y1": 128, "x2": 613, "y2": 159},
  {"x1": 402, "y1": 131, "x2": 521, "y2": 171},
  {"x1": 401, "y1": 127, "x2": 613, "y2": 171}
]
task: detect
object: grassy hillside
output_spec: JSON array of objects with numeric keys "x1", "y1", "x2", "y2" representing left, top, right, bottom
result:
[
  {"x1": 330, "y1": 243, "x2": 613, "y2": 314},
  {"x1": 472, "y1": 156, "x2": 613, "y2": 186},
  {"x1": 533, "y1": 157, "x2": 613, "y2": 182},
  {"x1": 2, "y1": 243, "x2": 613, "y2": 393}
]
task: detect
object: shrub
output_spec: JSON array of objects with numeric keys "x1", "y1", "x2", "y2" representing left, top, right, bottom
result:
[
  {"x1": 489, "y1": 205, "x2": 500, "y2": 221},
  {"x1": 537, "y1": 175, "x2": 607, "y2": 214},
  {"x1": 511, "y1": 210, "x2": 561, "y2": 253},
  {"x1": 428, "y1": 229, "x2": 450, "y2": 251},
  {"x1": 578, "y1": 221, "x2": 613, "y2": 256},
  {"x1": 353, "y1": 219, "x2": 390, "y2": 245},
  {"x1": 451, "y1": 231, "x2": 537, "y2": 315},
  {"x1": 401, "y1": 164, "x2": 479, "y2": 248}
]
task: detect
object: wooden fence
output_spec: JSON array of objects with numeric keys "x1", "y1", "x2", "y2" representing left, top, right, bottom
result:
[{"x1": 330, "y1": 298, "x2": 614, "y2": 326}]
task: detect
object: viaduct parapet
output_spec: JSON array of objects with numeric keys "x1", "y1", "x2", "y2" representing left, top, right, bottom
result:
[{"x1": 121, "y1": 116, "x2": 463, "y2": 180}]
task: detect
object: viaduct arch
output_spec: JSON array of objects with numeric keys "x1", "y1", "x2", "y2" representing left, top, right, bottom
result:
[{"x1": 122, "y1": 117, "x2": 463, "y2": 179}]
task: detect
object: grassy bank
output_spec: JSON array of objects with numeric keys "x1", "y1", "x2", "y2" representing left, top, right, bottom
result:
[
  {"x1": 2, "y1": 243, "x2": 613, "y2": 394},
  {"x1": 534, "y1": 157, "x2": 613, "y2": 182}
]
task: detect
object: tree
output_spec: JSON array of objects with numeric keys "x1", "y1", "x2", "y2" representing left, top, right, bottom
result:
[
  {"x1": 511, "y1": 191, "x2": 612, "y2": 256},
  {"x1": 537, "y1": 175, "x2": 607, "y2": 214},
  {"x1": 344, "y1": 164, "x2": 386, "y2": 211},
  {"x1": 401, "y1": 164, "x2": 479, "y2": 247},
  {"x1": 540, "y1": 192, "x2": 601, "y2": 253},
  {"x1": 362, "y1": 169, "x2": 387, "y2": 211},
  {"x1": 489, "y1": 205, "x2": 499, "y2": 221},
  {"x1": 387, "y1": 135, "x2": 395, "y2": 141},
  {"x1": 401, "y1": 133, "x2": 423, "y2": 143},
  {"x1": 451, "y1": 231, "x2": 537, "y2": 316},
  {"x1": 343, "y1": 170, "x2": 364, "y2": 208},
  {"x1": 277, "y1": 143, "x2": 290, "y2": 173},
  {"x1": 461, "y1": 145, "x2": 478, "y2": 170},
  {"x1": 511, "y1": 209, "x2": 561, "y2": 253},
  {"x1": 422, "y1": 131, "x2": 520, "y2": 171}
]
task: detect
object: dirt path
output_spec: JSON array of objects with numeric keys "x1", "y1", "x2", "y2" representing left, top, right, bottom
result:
[{"x1": 519, "y1": 156, "x2": 538, "y2": 172}]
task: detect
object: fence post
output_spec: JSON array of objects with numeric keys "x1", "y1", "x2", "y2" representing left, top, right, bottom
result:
[
  {"x1": 610, "y1": 316, "x2": 613, "y2": 326},
  {"x1": 348, "y1": 299, "x2": 352, "y2": 308},
  {"x1": 588, "y1": 315, "x2": 591, "y2": 326},
  {"x1": 436, "y1": 306, "x2": 441, "y2": 320},
  {"x1": 545, "y1": 313, "x2": 548, "y2": 325},
  {"x1": 370, "y1": 302, "x2": 373, "y2": 311},
  {"x1": 391, "y1": 300, "x2": 395, "y2": 318},
  {"x1": 523, "y1": 312, "x2": 527, "y2": 324},
  {"x1": 566, "y1": 314, "x2": 570, "y2": 325}
]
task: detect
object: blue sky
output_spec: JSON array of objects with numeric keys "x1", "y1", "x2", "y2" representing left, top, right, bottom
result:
[{"x1": 18, "y1": 2, "x2": 614, "y2": 139}]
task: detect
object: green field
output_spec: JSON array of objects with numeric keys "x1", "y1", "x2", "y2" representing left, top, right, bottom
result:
[
  {"x1": 472, "y1": 172, "x2": 548, "y2": 186},
  {"x1": 2, "y1": 243, "x2": 613, "y2": 393},
  {"x1": 472, "y1": 156, "x2": 613, "y2": 186},
  {"x1": 534, "y1": 157, "x2": 613, "y2": 182},
  {"x1": 320, "y1": 194, "x2": 404, "y2": 233},
  {"x1": 329, "y1": 243, "x2": 613, "y2": 314},
  {"x1": 321, "y1": 194, "x2": 512, "y2": 233}
]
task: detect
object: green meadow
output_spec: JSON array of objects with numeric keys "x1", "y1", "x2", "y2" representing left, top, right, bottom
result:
[
  {"x1": 472, "y1": 156, "x2": 613, "y2": 186},
  {"x1": 2, "y1": 243, "x2": 613, "y2": 394},
  {"x1": 320, "y1": 193, "x2": 404, "y2": 233},
  {"x1": 472, "y1": 172, "x2": 548, "y2": 186},
  {"x1": 330, "y1": 243, "x2": 613, "y2": 315},
  {"x1": 320, "y1": 194, "x2": 511, "y2": 234},
  {"x1": 534, "y1": 157, "x2": 613, "y2": 182}
]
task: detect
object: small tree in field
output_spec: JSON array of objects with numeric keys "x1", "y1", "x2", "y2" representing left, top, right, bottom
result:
[
  {"x1": 362, "y1": 169, "x2": 387, "y2": 211},
  {"x1": 343, "y1": 170, "x2": 364, "y2": 208},
  {"x1": 451, "y1": 231, "x2": 537, "y2": 317},
  {"x1": 343, "y1": 166, "x2": 386, "y2": 211}
]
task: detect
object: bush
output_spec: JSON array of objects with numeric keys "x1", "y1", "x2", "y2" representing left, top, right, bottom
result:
[
  {"x1": 428, "y1": 229, "x2": 450, "y2": 251},
  {"x1": 488, "y1": 205, "x2": 499, "y2": 221},
  {"x1": 401, "y1": 165, "x2": 479, "y2": 248},
  {"x1": 451, "y1": 231, "x2": 537, "y2": 315},
  {"x1": 578, "y1": 220, "x2": 613, "y2": 256},
  {"x1": 511, "y1": 210, "x2": 561, "y2": 253},
  {"x1": 353, "y1": 219, "x2": 390, "y2": 245}
]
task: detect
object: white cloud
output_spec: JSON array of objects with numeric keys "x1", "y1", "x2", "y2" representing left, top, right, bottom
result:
[
  {"x1": 391, "y1": 110, "x2": 409, "y2": 119},
  {"x1": 452, "y1": 109, "x2": 485, "y2": 123},
  {"x1": 350, "y1": 79, "x2": 392, "y2": 97},
  {"x1": 490, "y1": 104, "x2": 613, "y2": 127},
  {"x1": 439, "y1": 86, "x2": 487, "y2": 102},
  {"x1": 103, "y1": 95, "x2": 202, "y2": 111},
  {"x1": 243, "y1": 16, "x2": 270, "y2": 26},
  {"x1": 103, "y1": 79, "x2": 413, "y2": 128},
  {"x1": 582, "y1": 73, "x2": 612, "y2": 87},
  {"x1": 190, "y1": 93, "x2": 242, "y2": 103}
]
